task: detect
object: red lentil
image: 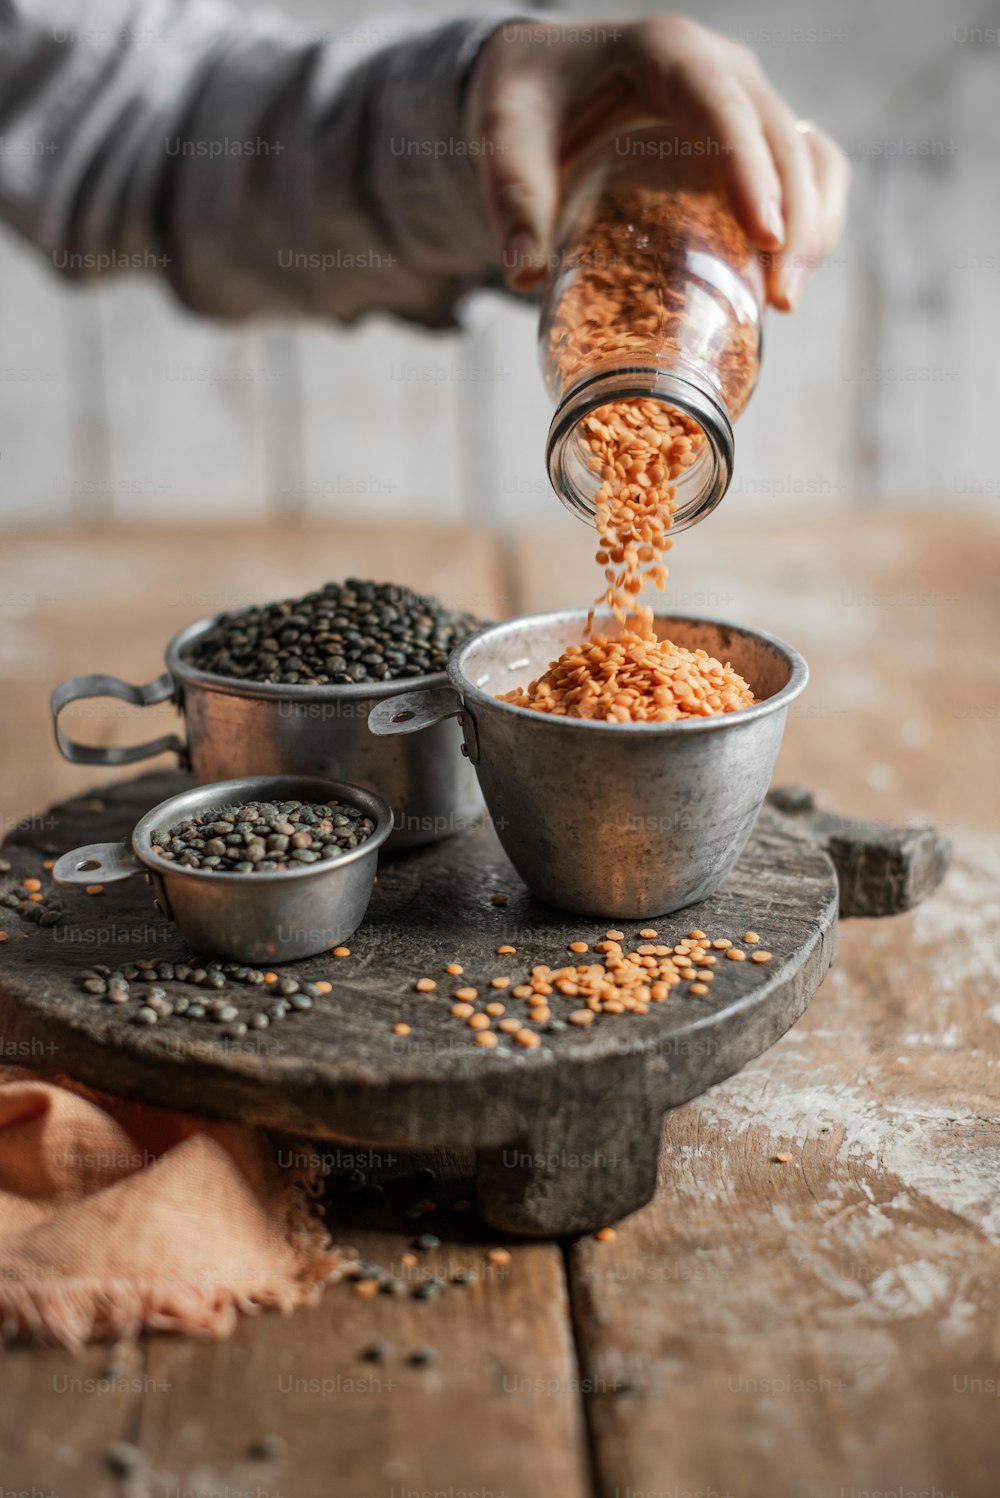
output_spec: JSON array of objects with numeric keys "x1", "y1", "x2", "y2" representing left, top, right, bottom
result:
[
  {"x1": 415, "y1": 977, "x2": 437, "y2": 993},
  {"x1": 498, "y1": 387, "x2": 755, "y2": 724}
]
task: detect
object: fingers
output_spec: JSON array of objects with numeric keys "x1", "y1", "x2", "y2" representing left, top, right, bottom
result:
[
  {"x1": 628, "y1": 20, "x2": 849, "y2": 310},
  {"x1": 466, "y1": 17, "x2": 850, "y2": 304},
  {"x1": 803, "y1": 128, "x2": 851, "y2": 263},
  {"x1": 625, "y1": 28, "x2": 785, "y2": 250},
  {"x1": 468, "y1": 70, "x2": 564, "y2": 291},
  {"x1": 745, "y1": 89, "x2": 821, "y2": 309},
  {"x1": 664, "y1": 67, "x2": 787, "y2": 250}
]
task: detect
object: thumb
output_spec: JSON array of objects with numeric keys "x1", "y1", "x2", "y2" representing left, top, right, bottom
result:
[{"x1": 473, "y1": 80, "x2": 562, "y2": 290}]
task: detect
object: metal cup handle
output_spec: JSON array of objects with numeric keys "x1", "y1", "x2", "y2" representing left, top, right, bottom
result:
[
  {"x1": 52, "y1": 841, "x2": 144, "y2": 887},
  {"x1": 368, "y1": 685, "x2": 480, "y2": 764},
  {"x1": 50, "y1": 671, "x2": 185, "y2": 766}
]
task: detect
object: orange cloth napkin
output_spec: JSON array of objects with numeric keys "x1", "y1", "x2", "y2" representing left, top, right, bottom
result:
[{"x1": 0, "y1": 1065, "x2": 340, "y2": 1347}]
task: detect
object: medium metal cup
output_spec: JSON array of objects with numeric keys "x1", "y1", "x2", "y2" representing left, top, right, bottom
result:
[
  {"x1": 50, "y1": 618, "x2": 483, "y2": 850},
  {"x1": 369, "y1": 611, "x2": 808, "y2": 918},
  {"x1": 52, "y1": 775, "x2": 393, "y2": 963}
]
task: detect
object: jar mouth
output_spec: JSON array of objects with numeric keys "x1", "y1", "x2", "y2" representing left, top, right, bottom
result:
[{"x1": 545, "y1": 368, "x2": 735, "y2": 536}]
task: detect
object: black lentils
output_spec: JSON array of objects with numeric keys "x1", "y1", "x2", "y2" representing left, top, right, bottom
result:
[
  {"x1": 151, "y1": 799, "x2": 374, "y2": 873},
  {"x1": 182, "y1": 579, "x2": 480, "y2": 686}
]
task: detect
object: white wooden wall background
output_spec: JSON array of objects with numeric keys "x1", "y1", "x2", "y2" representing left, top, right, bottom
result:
[{"x1": 1, "y1": 0, "x2": 998, "y2": 530}]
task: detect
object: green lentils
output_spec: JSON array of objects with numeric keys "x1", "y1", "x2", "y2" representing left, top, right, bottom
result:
[
  {"x1": 151, "y1": 798, "x2": 374, "y2": 872},
  {"x1": 0, "y1": 868, "x2": 62, "y2": 927},
  {"x1": 182, "y1": 579, "x2": 480, "y2": 686},
  {"x1": 76, "y1": 956, "x2": 328, "y2": 1038}
]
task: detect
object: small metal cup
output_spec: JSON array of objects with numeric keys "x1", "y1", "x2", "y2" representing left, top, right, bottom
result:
[
  {"x1": 52, "y1": 775, "x2": 393, "y2": 963},
  {"x1": 370, "y1": 611, "x2": 808, "y2": 918}
]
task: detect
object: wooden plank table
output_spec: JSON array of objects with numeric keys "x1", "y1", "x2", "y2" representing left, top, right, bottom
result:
[{"x1": 0, "y1": 507, "x2": 997, "y2": 1498}]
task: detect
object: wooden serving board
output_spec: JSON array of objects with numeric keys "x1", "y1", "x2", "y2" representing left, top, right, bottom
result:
[{"x1": 0, "y1": 772, "x2": 949, "y2": 1235}]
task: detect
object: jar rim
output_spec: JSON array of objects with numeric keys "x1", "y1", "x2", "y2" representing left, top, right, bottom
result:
[{"x1": 544, "y1": 367, "x2": 736, "y2": 535}]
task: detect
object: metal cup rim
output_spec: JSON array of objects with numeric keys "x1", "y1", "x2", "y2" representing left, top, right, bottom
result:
[
  {"x1": 448, "y1": 609, "x2": 809, "y2": 734},
  {"x1": 165, "y1": 617, "x2": 454, "y2": 701},
  {"x1": 131, "y1": 774, "x2": 394, "y2": 883}
]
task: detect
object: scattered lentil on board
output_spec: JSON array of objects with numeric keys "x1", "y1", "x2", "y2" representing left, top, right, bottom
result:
[
  {"x1": 182, "y1": 579, "x2": 480, "y2": 686},
  {"x1": 417, "y1": 924, "x2": 777, "y2": 1048},
  {"x1": 73, "y1": 952, "x2": 332, "y2": 1035}
]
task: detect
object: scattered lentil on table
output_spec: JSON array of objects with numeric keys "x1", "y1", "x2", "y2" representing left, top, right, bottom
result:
[{"x1": 182, "y1": 579, "x2": 480, "y2": 685}]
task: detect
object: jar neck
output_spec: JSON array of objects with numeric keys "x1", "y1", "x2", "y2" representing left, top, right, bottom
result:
[{"x1": 545, "y1": 368, "x2": 735, "y2": 535}]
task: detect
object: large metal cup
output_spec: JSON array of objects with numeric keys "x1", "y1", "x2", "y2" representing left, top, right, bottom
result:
[
  {"x1": 369, "y1": 611, "x2": 808, "y2": 917},
  {"x1": 50, "y1": 618, "x2": 483, "y2": 850}
]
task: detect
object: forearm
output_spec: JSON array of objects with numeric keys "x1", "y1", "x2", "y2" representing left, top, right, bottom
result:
[{"x1": 0, "y1": 0, "x2": 509, "y2": 325}]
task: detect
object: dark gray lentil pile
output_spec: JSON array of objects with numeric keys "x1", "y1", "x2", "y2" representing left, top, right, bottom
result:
[
  {"x1": 182, "y1": 579, "x2": 480, "y2": 685},
  {"x1": 151, "y1": 798, "x2": 374, "y2": 872},
  {"x1": 78, "y1": 955, "x2": 327, "y2": 1036}
]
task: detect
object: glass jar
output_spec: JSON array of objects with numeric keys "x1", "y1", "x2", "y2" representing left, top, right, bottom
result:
[{"x1": 540, "y1": 128, "x2": 765, "y2": 533}]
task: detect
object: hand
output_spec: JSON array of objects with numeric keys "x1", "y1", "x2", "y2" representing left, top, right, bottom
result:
[{"x1": 464, "y1": 16, "x2": 850, "y2": 310}]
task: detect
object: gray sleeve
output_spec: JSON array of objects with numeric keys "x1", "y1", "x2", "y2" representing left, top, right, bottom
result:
[{"x1": 0, "y1": 0, "x2": 514, "y2": 327}]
